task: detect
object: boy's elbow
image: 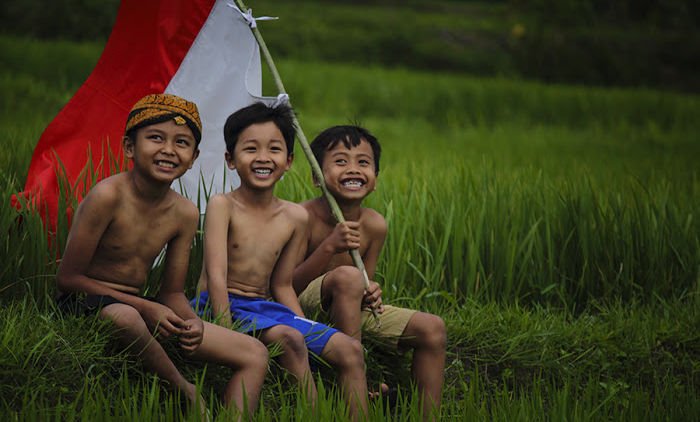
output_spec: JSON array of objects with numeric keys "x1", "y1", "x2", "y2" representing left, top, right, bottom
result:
[
  {"x1": 55, "y1": 273, "x2": 73, "y2": 292},
  {"x1": 55, "y1": 267, "x2": 79, "y2": 293}
]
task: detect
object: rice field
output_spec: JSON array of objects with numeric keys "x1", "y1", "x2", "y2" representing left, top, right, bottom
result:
[{"x1": 1, "y1": 35, "x2": 699, "y2": 420}]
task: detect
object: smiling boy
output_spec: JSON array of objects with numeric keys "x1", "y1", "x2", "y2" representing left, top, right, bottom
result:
[
  {"x1": 190, "y1": 102, "x2": 370, "y2": 419},
  {"x1": 56, "y1": 94, "x2": 269, "y2": 418},
  {"x1": 293, "y1": 125, "x2": 447, "y2": 421}
]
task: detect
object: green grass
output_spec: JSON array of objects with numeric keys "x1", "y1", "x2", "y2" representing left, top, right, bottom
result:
[{"x1": 1, "y1": 35, "x2": 699, "y2": 420}]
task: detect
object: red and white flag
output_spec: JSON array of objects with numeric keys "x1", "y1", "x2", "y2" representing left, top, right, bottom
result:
[{"x1": 13, "y1": 0, "x2": 270, "y2": 231}]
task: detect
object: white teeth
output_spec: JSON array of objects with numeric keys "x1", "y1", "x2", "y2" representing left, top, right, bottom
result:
[
  {"x1": 342, "y1": 180, "x2": 363, "y2": 187},
  {"x1": 254, "y1": 169, "x2": 272, "y2": 175},
  {"x1": 156, "y1": 161, "x2": 175, "y2": 168}
]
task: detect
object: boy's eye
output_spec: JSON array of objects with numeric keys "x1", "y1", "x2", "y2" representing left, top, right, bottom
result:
[
  {"x1": 335, "y1": 159, "x2": 347, "y2": 165},
  {"x1": 147, "y1": 134, "x2": 163, "y2": 141},
  {"x1": 270, "y1": 146, "x2": 283, "y2": 152},
  {"x1": 176, "y1": 139, "x2": 191, "y2": 147},
  {"x1": 359, "y1": 160, "x2": 370, "y2": 166}
]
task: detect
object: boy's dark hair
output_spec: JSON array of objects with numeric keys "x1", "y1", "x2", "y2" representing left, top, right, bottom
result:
[
  {"x1": 223, "y1": 102, "x2": 296, "y2": 156},
  {"x1": 311, "y1": 125, "x2": 381, "y2": 175}
]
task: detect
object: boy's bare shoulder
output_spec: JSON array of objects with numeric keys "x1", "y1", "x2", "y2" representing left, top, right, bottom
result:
[
  {"x1": 360, "y1": 207, "x2": 387, "y2": 235},
  {"x1": 81, "y1": 173, "x2": 127, "y2": 210},
  {"x1": 169, "y1": 190, "x2": 200, "y2": 224},
  {"x1": 299, "y1": 198, "x2": 325, "y2": 222},
  {"x1": 208, "y1": 192, "x2": 233, "y2": 206},
  {"x1": 280, "y1": 199, "x2": 309, "y2": 226}
]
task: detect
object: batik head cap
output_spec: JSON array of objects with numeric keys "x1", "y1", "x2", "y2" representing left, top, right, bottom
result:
[{"x1": 125, "y1": 93, "x2": 202, "y2": 144}]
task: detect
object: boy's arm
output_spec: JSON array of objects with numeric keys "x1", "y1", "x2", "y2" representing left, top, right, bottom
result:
[
  {"x1": 360, "y1": 212, "x2": 388, "y2": 280},
  {"x1": 156, "y1": 201, "x2": 203, "y2": 352},
  {"x1": 292, "y1": 220, "x2": 361, "y2": 292},
  {"x1": 271, "y1": 206, "x2": 309, "y2": 316},
  {"x1": 57, "y1": 185, "x2": 186, "y2": 337},
  {"x1": 201, "y1": 195, "x2": 234, "y2": 329},
  {"x1": 359, "y1": 212, "x2": 388, "y2": 311}
]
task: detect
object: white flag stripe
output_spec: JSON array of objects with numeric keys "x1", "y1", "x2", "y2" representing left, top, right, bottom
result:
[{"x1": 166, "y1": 0, "x2": 275, "y2": 208}]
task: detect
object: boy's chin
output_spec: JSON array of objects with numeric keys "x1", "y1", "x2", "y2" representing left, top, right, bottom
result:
[{"x1": 334, "y1": 191, "x2": 370, "y2": 202}]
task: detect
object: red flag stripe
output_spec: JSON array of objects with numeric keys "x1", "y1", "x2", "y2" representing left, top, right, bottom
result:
[{"x1": 13, "y1": 0, "x2": 216, "y2": 232}]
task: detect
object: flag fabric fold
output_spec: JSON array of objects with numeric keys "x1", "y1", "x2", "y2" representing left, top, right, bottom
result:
[{"x1": 13, "y1": 0, "x2": 269, "y2": 232}]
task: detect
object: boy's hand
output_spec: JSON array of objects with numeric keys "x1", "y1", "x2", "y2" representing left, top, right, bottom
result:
[
  {"x1": 324, "y1": 221, "x2": 361, "y2": 254},
  {"x1": 141, "y1": 301, "x2": 186, "y2": 338},
  {"x1": 179, "y1": 317, "x2": 205, "y2": 354},
  {"x1": 363, "y1": 280, "x2": 384, "y2": 313}
]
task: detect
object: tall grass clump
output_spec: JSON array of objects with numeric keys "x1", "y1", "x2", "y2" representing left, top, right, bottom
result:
[{"x1": 373, "y1": 163, "x2": 699, "y2": 308}]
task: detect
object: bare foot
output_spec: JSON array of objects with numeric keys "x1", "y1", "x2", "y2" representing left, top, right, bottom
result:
[
  {"x1": 184, "y1": 384, "x2": 209, "y2": 421},
  {"x1": 368, "y1": 382, "x2": 390, "y2": 400}
]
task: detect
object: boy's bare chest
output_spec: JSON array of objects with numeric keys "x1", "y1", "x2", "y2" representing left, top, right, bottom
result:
[
  {"x1": 99, "y1": 210, "x2": 178, "y2": 259},
  {"x1": 228, "y1": 213, "x2": 293, "y2": 257}
]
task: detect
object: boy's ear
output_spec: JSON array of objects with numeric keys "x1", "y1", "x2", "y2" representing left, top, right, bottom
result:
[
  {"x1": 122, "y1": 136, "x2": 135, "y2": 159},
  {"x1": 188, "y1": 148, "x2": 200, "y2": 169},
  {"x1": 224, "y1": 151, "x2": 235, "y2": 170},
  {"x1": 285, "y1": 152, "x2": 293, "y2": 171}
]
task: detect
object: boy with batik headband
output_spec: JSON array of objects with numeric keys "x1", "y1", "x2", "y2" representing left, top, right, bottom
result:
[
  {"x1": 191, "y1": 102, "x2": 371, "y2": 420},
  {"x1": 56, "y1": 93, "x2": 269, "y2": 418},
  {"x1": 293, "y1": 125, "x2": 447, "y2": 421}
]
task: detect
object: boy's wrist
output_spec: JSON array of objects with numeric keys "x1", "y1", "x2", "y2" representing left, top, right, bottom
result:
[{"x1": 321, "y1": 239, "x2": 338, "y2": 256}]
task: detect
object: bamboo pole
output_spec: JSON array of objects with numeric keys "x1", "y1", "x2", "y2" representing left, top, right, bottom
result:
[{"x1": 232, "y1": 0, "x2": 380, "y2": 322}]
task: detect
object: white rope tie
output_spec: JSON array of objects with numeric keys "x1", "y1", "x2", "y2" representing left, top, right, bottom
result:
[
  {"x1": 227, "y1": 3, "x2": 278, "y2": 28},
  {"x1": 272, "y1": 93, "x2": 289, "y2": 108}
]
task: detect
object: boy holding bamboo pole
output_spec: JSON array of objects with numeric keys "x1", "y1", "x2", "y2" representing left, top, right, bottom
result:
[{"x1": 294, "y1": 125, "x2": 447, "y2": 421}]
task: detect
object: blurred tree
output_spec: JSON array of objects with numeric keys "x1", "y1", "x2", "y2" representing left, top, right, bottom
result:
[{"x1": 1, "y1": 0, "x2": 119, "y2": 41}]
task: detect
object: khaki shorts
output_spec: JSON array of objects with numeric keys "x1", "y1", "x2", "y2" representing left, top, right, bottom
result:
[{"x1": 298, "y1": 273, "x2": 418, "y2": 352}]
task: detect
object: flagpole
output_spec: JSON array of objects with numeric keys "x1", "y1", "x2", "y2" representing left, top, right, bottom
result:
[{"x1": 232, "y1": 0, "x2": 380, "y2": 323}]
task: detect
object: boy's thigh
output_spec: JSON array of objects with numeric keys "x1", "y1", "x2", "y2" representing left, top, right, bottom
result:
[
  {"x1": 272, "y1": 316, "x2": 338, "y2": 358},
  {"x1": 98, "y1": 302, "x2": 150, "y2": 333},
  {"x1": 195, "y1": 320, "x2": 266, "y2": 363},
  {"x1": 361, "y1": 305, "x2": 417, "y2": 352}
]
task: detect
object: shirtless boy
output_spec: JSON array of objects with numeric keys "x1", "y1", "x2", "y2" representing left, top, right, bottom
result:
[
  {"x1": 293, "y1": 125, "x2": 447, "y2": 421},
  {"x1": 56, "y1": 94, "x2": 269, "y2": 418},
  {"x1": 190, "y1": 103, "x2": 369, "y2": 419}
]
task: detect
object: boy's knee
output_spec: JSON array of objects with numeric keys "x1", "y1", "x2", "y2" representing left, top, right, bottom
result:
[
  {"x1": 325, "y1": 266, "x2": 365, "y2": 298},
  {"x1": 334, "y1": 335, "x2": 365, "y2": 369},
  {"x1": 250, "y1": 341, "x2": 270, "y2": 369},
  {"x1": 100, "y1": 304, "x2": 145, "y2": 331},
  {"x1": 416, "y1": 313, "x2": 447, "y2": 350},
  {"x1": 274, "y1": 327, "x2": 308, "y2": 357},
  {"x1": 425, "y1": 314, "x2": 447, "y2": 350}
]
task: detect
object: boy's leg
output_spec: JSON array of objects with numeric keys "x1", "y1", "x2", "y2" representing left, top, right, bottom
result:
[
  {"x1": 259, "y1": 325, "x2": 318, "y2": 403},
  {"x1": 396, "y1": 312, "x2": 446, "y2": 422},
  {"x1": 99, "y1": 304, "x2": 199, "y2": 403},
  {"x1": 320, "y1": 333, "x2": 368, "y2": 420},
  {"x1": 191, "y1": 321, "x2": 269, "y2": 416},
  {"x1": 317, "y1": 266, "x2": 366, "y2": 340}
]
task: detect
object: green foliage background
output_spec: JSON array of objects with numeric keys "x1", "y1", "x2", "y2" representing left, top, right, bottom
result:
[{"x1": 2, "y1": 0, "x2": 699, "y2": 91}]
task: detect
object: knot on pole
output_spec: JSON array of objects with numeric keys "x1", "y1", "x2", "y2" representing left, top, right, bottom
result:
[
  {"x1": 272, "y1": 93, "x2": 290, "y2": 108},
  {"x1": 227, "y1": 3, "x2": 278, "y2": 29}
]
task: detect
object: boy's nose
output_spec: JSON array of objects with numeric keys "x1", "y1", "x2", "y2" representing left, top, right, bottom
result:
[{"x1": 160, "y1": 141, "x2": 176, "y2": 155}]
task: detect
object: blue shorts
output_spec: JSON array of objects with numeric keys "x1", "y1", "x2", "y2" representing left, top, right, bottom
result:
[{"x1": 190, "y1": 291, "x2": 337, "y2": 357}]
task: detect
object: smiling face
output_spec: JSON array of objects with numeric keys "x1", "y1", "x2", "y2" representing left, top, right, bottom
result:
[
  {"x1": 227, "y1": 121, "x2": 292, "y2": 190},
  {"x1": 321, "y1": 138, "x2": 377, "y2": 203},
  {"x1": 124, "y1": 119, "x2": 199, "y2": 184}
]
